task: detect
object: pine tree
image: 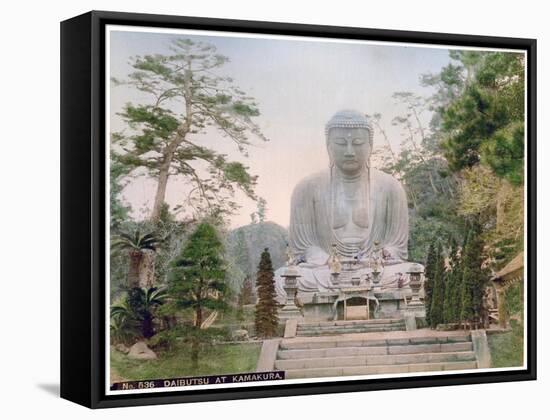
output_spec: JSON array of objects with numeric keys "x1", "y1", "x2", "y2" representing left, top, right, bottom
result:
[
  {"x1": 169, "y1": 222, "x2": 228, "y2": 366},
  {"x1": 430, "y1": 243, "x2": 446, "y2": 329},
  {"x1": 460, "y1": 222, "x2": 488, "y2": 327},
  {"x1": 423, "y1": 242, "x2": 437, "y2": 325},
  {"x1": 254, "y1": 248, "x2": 279, "y2": 338}
]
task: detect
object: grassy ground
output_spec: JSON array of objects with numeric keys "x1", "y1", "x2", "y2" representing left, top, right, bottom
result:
[
  {"x1": 111, "y1": 342, "x2": 261, "y2": 383},
  {"x1": 487, "y1": 320, "x2": 524, "y2": 368}
]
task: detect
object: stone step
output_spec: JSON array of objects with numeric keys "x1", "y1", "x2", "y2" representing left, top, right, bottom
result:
[
  {"x1": 284, "y1": 360, "x2": 478, "y2": 379},
  {"x1": 278, "y1": 341, "x2": 473, "y2": 360},
  {"x1": 275, "y1": 351, "x2": 476, "y2": 370},
  {"x1": 298, "y1": 322, "x2": 405, "y2": 331},
  {"x1": 297, "y1": 326, "x2": 406, "y2": 336},
  {"x1": 298, "y1": 319, "x2": 405, "y2": 328},
  {"x1": 280, "y1": 334, "x2": 471, "y2": 351}
]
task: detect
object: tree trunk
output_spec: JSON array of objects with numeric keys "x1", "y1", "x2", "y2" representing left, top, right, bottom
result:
[
  {"x1": 138, "y1": 249, "x2": 156, "y2": 288},
  {"x1": 127, "y1": 250, "x2": 143, "y2": 288},
  {"x1": 150, "y1": 163, "x2": 170, "y2": 222},
  {"x1": 195, "y1": 304, "x2": 203, "y2": 329}
]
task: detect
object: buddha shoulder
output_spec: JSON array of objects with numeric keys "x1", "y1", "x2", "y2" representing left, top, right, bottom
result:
[
  {"x1": 370, "y1": 168, "x2": 406, "y2": 197},
  {"x1": 290, "y1": 170, "x2": 330, "y2": 199}
]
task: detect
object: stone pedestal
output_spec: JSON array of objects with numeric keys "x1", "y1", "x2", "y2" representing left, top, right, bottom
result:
[{"x1": 298, "y1": 288, "x2": 416, "y2": 321}]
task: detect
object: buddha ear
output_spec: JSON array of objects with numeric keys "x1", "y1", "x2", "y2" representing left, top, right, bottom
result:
[
  {"x1": 368, "y1": 125, "x2": 374, "y2": 150},
  {"x1": 326, "y1": 138, "x2": 335, "y2": 168}
]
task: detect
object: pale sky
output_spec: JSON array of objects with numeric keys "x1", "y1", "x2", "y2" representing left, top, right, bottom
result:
[{"x1": 109, "y1": 27, "x2": 455, "y2": 229}]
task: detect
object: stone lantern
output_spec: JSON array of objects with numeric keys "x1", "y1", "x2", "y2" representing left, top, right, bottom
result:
[
  {"x1": 279, "y1": 265, "x2": 303, "y2": 320},
  {"x1": 406, "y1": 263, "x2": 425, "y2": 312}
]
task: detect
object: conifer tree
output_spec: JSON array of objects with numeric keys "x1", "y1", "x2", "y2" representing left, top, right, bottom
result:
[
  {"x1": 254, "y1": 248, "x2": 279, "y2": 338},
  {"x1": 169, "y1": 222, "x2": 228, "y2": 366},
  {"x1": 112, "y1": 38, "x2": 268, "y2": 221},
  {"x1": 423, "y1": 242, "x2": 437, "y2": 325},
  {"x1": 451, "y1": 230, "x2": 470, "y2": 323},
  {"x1": 443, "y1": 242, "x2": 459, "y2": 323},
  {"x1": 429, "y1": 243, "x2": 446, "y2": 329},
  {"x1": 460, "y1": 222, "x2": 488, "y2": 327}
]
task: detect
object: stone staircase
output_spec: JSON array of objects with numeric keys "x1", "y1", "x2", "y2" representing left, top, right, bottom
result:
[
  {"x1": 296, "y1": 319, "x2": 406, "y2": 337},
  {"x1": 274, "y1": 330, "x2": 479, "y2": 379}
]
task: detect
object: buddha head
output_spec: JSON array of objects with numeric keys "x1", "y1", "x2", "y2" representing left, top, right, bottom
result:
[{"x1": 325, "y1": 110, "x2": 373, "y2": 176}]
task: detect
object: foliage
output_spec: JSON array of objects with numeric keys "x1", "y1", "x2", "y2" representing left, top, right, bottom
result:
[
  {"x1": 460, "y1": 223, "x2": 490, "y2": 324},
  {"x1": 111, "y1": 287, "x2": 167, "y2": 341},
  {"x1": 254, "y1": 248, "x2": 279, "y2": 338},
  {"x1": 374, "y1": 90, "x2": 463, "y2": 262},
  {"x1": 110, "y1": 299, "x2": 140, "y2": 345},
  {"x1": 381, "y1": 50, "x2": 525, "y2": 275},
  {"x1": 429, "y1": 243, "x2": 446, "y2": 329},
  {"x1": 110, "y1": 153, "x2": 131, "y2": 230},
  {"x1": 149, "y1": 204, "x2": 193, "y2": 285},
  {"x1": 443, "y1": 242, "x2": 463, "y2": 323},
  {"x1": 111, "y1": 229, "x2": 159, "y2": 288},
  {"x1": 504, "y1": 281, "x2": 524, "y2": 319},
  {"x1": 168, "y1": 222, "x2": 229, "y2": 366},
  {"x1": 423, "y1": 242, "x2": 437, "y2": 325},
  {"x1": 458, "y1": 166, "x2": 523, "y2": 269},
  {"x1": 441, "y1": 52, "x2": 525, "y2": 186},
  {"x1": 112, "y1": 37, "x2": 268, "y2": 221},
  {"x1": 169, "y1": 222, "x2": 229, "y2": 324},
  {"x1": 111, "y1": 229, "x2": 159, "y2": 253}
]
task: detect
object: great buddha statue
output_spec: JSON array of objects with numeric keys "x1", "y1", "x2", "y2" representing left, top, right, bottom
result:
[{"x1": 274, "y1": 109, "x2": 420, "y2": 304}]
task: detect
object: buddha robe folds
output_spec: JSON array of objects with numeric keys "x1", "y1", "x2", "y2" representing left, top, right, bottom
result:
[{"x1": 274, "y1": 167, "x2": 415, "y2": 303}]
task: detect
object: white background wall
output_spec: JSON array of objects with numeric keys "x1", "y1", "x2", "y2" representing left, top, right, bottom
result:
[{"x1": 0, "y1": 0, "x2": 546, "y2": 418}]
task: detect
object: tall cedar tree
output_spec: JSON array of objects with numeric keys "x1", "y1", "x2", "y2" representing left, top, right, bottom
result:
[
  {"x1": 254, "y1": 248, "x2": 279, "y2": 338},
  {"x1": 429, "y1": 244, "x2": 446, "y2": 329},
  {"x1": 443, "y1": 241, "x2": 458, "y2": 323},
  {"x1": 168, "y1": 222, "x2": 228, "y2": 365},
  {"x1": 451, "y1": 230, "x2": 472, "y2": 322},
  {"x1": 460, "y1": 222, "x2": 488, "y2": 326},
  {"x1": 423, "y1": 242, "x2": 437, "y2": 325}
]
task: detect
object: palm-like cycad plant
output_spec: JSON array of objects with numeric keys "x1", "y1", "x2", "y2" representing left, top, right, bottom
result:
[
  {"x1": 110, "y1": 299, "x2": 140, "y2": 344},
  {"x1": 111, "y1": 287, "x2": 168, "y2": 340},
  {"x1": 111, "y1": 229, "x2": 159, "y2": 288}
]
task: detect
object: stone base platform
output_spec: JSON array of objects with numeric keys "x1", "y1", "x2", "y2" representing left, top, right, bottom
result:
[{"x1": 293, "y1": 287, "x2": 425, "y2": 322}]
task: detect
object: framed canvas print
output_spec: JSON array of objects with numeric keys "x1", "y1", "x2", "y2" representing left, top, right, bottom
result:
[{"x1": 60, "y1": 10, "x2": 536, "y2": 408}]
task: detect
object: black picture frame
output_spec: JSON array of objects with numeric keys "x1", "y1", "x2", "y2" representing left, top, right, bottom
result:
[{"x1": 60, "y1": 10, "x2": 537, "y2": 409}]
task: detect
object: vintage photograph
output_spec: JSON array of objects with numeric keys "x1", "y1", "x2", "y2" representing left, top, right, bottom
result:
[{"x1": 106, "y1": 25, "x2": 527, "y2": 394}]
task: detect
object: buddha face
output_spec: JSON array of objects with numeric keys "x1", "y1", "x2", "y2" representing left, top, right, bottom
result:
[{"x1": 327, "y1": 127, "x2": 371, "y2": 175}]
